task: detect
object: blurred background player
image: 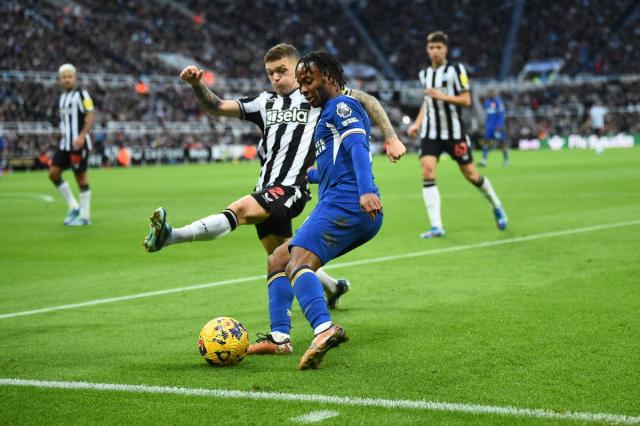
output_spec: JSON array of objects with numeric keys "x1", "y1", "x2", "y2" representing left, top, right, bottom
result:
[
  {"x1": 48, "y1": 64, "x2": 95, "y2": 226},
  {"x1": 407, "y1": 31, "x2": 507, "y2": 238},
  {"x1": 480, "y1": 89, "x2": 508, "y2": 167},
  {"x1": 266, "y1": 51, "x2": 383, "y2": 369},
  {"x1": 589, "y1": 99, "x2": 608, "y2": 154}
]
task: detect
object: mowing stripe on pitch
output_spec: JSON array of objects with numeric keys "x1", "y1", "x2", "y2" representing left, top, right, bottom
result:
[
  {"x1": 1, "y1": 219, "x2": 639, "y2": 320},
  {"x1": 1, "y1": 378, "x2": 638, "y2": 424}
]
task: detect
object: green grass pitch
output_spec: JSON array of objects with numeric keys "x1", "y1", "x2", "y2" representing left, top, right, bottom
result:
[{"x1": 1, "y1": 149, "x2": 639, "y2": 425}]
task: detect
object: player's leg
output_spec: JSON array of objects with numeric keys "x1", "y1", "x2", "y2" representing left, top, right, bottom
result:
[
  {"x1": 68, "y1": 167, "x2": 91, "y2": 226},
  {"x1": 248, "y1": 239, "x2": 295, "y2": 355},
  {"x1": 287, "y1": 246, "x2": 346, "y2": 370},
  {"x1": 144, "y1": 194, "x2": 264, "y2": 252},
  {"x1": 48, "y1": 151, "x2": 80, "y2": 225},
  {"x1": 480, "y1": 134, "x2": 492, "y2": 167},
  {"x1": 501, "y1": 138, "x2": 510, "y2": 166},
  {"x1": 419, "y1": 147, "x2": 445, "y2": 238},
  {"x1": 459, "y1": 162, "x2": 508, "y2": 230}
]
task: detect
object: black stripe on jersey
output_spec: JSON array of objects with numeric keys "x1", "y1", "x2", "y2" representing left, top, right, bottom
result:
[
  {"x1": 261, "y1": 96, "x2": 292, "y2": 185},
  {"x1": 258, "y1": 96, "x2": 277, "y2": 167},
  {"x1": 294, "y1": 131, "x2": 317, "y2": 186},
  {"x1": 239, "y1": 95, "x2": 265, "y2": 130},
  {"x1": 274, "y1": 102, "x2": 310, "y2": 184},
  {"x1": 430, "y1": 70, "x2": 441, "y2": 140},
  {"x1": 444, "y1": 65, "x2": 454, "y2": 141}
]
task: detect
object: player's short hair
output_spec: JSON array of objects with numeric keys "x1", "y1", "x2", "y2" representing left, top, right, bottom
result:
[
  {"x1": 58, "y1": 63, "x2": 76, "y2": 75},
  {"x1": 264, "y1": 43, "x2": 300, "y2": 63},
  {"x1": 427, "y1": 31, "x2": 448, "y2": 45},
  {"x1": 298, "y1": 51, "x2": 346, "y2": 91}
]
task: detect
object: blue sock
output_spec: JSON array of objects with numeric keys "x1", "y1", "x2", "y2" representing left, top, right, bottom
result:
[
  {"x1": 291, "y1": 266, "x2": 331, "y2": 331},
  {"x1": 267, "y1": 271, "x2": 293, "y2": 335},
  {"x1": 482, "y1": 144, "x2": 489, "y2": 160}
]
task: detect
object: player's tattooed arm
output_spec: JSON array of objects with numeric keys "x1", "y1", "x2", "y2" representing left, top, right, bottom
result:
[
  {"x1": 180, "y1": 65, "x2": 241, "y2": 118},
  {"x1": 192, "y1": 82, "x2": 221, "y2": 113},
  {"x1": 350, "y1": 89, "x2": 406, "y2": 162}
]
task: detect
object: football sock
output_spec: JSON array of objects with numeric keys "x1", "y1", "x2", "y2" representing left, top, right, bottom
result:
[
  {"x1": 315, "y1": 268, "x2": 337, "y2": 294},
  {"x1": 474, "y1": 176, "x2": 502, "y2": 208},
  {"x1": 482, "y1": 145, "x2": 489, "y2": 161},
  {"x1": 167, "y1": 209, "x2": 237, "y2": 245},
  {"x1": 503, "y1": 148, "x2": 509, "y2": 163},
  {"x1": 56, "y1": 180, "x2": 80, "y2": 210},
  {"x1": 291, "y1": 266, "x2": 332, "y2": 332},
  {"x1": 422, "y1": 180, "x2": 443, "y2": 229},
  {"x1": 79, "y1": 184, "x2": 91, "y2": 220},
  {"x1": 267, "y1": 271, "x2": 293, "y2": 336}
]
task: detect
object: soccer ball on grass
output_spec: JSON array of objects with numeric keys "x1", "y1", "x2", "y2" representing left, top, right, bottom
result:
[{"x1": 198, "y1": 317, "x2": 249, "y2": 366}]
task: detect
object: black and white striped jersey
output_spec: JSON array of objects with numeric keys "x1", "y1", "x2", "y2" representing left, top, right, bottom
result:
[
  {"x1": 58, "y1": 88, "x2": 94, "y2": 151},
  {"x1": 237, "y1": 88, "x2": 319, "y2": 191},
  {"x1": 419, "y1": 62, "x2": 469, "y2": 140}
]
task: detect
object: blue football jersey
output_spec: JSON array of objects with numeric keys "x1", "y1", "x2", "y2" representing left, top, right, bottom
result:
[
  {"x1": 312, "y1": 95, "x2": 379, "y2": 205},
  {"x1": 484, "y1": 97, "x2": 505, "y2": 128}
]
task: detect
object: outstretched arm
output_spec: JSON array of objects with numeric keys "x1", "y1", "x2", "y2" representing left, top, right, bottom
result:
[
  {"x1": 350, "y1": 89, "x2": 406, "y2": 162},
  {"x1": 180, "y1": 66, "x2": 241, "y2": 118}
]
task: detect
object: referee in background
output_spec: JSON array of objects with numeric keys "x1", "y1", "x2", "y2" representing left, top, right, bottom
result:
[{"x1": 48, "y1": 63, "x2": 94, "y2": 226}]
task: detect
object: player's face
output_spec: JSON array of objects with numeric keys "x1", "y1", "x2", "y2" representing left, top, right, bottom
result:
[
  {"x1": 265, "y1": 56, "x2": 299, "y2": 96},
  {"x1": 59, "y1": 70, "x2": 76, "y2": 90},
  {"x1": 296, "y1": 63, "x2": 331, "y2": 108},
  {"x1": 427, "y1": 42, "x2": 447, "y2": 65}
]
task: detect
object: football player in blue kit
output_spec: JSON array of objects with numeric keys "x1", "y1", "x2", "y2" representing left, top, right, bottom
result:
[
  {"x1": 266, "y1": 51, "x2": 383, "y2": 370},
  {"x1": 480, "y1": 90, "x2": 508, "y2": 167}
]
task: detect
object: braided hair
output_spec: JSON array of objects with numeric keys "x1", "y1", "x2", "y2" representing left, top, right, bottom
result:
[{"x1": 298, "y1": 51, "x2": 346, "y2": 91}]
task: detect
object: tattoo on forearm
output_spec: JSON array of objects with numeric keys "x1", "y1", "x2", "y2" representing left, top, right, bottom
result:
[
  {"x1": 354, "y1": 91, "x2": 397, "y2": 140},
  {"x1": 192, "y1": 83, "x2": 221, "y2": 112}
]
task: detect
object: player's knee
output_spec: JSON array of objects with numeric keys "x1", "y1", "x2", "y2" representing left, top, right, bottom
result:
[
  {"x1": 49, "y1": 169, "x2": 61, "y2": 184},
  {"x1": 268, "y1": 246, "x2": 289, "y2": 274}
]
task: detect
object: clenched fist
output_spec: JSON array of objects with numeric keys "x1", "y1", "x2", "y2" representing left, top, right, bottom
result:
[{"x1": 180, "y1": 65, "x2": 204, "y2": 85}]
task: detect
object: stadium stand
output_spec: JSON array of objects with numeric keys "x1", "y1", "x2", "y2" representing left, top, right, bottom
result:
[{"x1": 2, "y1": 0, "x2": 639, "y2": 169}]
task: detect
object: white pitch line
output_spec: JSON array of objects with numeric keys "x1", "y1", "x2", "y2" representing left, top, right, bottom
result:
[
  {"x1": 0, "y1": 192, "x2": 54, "y2": 202},
  {"x1": 1, "y1": 219, "x2": 639, "y2": 320},
  {"x1": 1, "y1": 378, "x2": 638, "y2": 424},
  {"x1": 291, "y1": 410, "x2": 340, "y2": 423}
]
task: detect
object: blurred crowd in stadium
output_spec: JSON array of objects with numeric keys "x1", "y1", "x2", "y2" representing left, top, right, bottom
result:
[{"x1": 1, "y1": 0, "x2": 639, "y2": 167}]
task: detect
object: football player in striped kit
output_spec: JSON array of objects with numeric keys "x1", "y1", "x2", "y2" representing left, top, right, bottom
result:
[
  {"x1": 48, "y1": 64, "x2": 95, "y2": 226},
  {"x1": 143, "y1": 44, "x2": 405, "y2": 353},
  {"x1": 407, "y1": 32, "x2": 507, "y2": 238}
]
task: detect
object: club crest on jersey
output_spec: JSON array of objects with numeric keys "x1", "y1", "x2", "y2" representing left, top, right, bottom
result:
[
  {"x1": 266, "y1": 107, "x2": 309, "y2": 126},
  {"x1": 336, "y1": 102, "x2": 352, "y2": 118},
  {"x1": 315, "y1": 138, "x2": 326, "y2": 155}
]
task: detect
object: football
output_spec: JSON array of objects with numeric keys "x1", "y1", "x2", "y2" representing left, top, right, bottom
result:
[{"x1": 197, "y1": 317, "x2": 250, "y2": 367}]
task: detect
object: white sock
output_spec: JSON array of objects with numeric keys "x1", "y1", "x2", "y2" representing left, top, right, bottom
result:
[
  {"x1": 314, "y1": 321, "x2": 333, "y2": 335},
  {"x1": 166, "y1": 212, "x2": 235, "y2": 245},
  {"x1": 79, "y1": 190, "x2": 91, "y2": 220},
  {"x1": 57, "y1": 181, "x2": 79, "y2": 210},
  {"x1": 422, "y1": 184, "x2": 443, "y2": 229},
  {"x1": 316, "y1": 268, "x2": 337, "y2": 294},
  {"x1": 477, "y1": 176, "x2": 502, "y2": 208},
  {"x1": 269, "y1": 331, "x2": 290, "y2": 343}
]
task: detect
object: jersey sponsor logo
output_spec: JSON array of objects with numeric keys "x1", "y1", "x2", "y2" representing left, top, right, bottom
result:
[
  {"x1": 265, "y1": 107, "x2": 309, "y2": 126},
  {"x1": 315, "y1": 138, "x2": 326, "y2": 155},
  {"x1": 341, "y1": 117, "x2": 359, "y2": 126},
  {"x1": 336, "y1": 102, "x2": 352, "y2": 118}
]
